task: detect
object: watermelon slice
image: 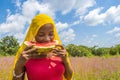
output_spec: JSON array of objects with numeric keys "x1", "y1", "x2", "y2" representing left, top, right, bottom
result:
[{"x1": 24, "y1": 40, "x2": 58, "y2": 54}]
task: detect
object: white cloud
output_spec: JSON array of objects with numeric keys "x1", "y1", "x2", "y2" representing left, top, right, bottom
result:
[
  {"x1": 81, "y1": 34, "x2": 98, "y2": 47},
  {"x1": 1, "y1": 0, "x2": 81, "y2": 44},
  {"x1": 15, "y1": 0, "x2": 21, "y2": 9},
  {"x1": 75, "y1": 0, "x2": 96, "y2": 16},
  {"x1": 21, "y1": 0, "x2": 55, "y2": 22},
  {"x1": 14, "y1": 33, "x2": 25, "y2": 43},
  {"x1": 71, "y1": 20, "x2": 80, "y2": 26},
  {"x1": 6, "y1": 9, "x2": 11, "y2": 17},
  {"x1": 43, "y1": 0, "x2": 96, "y2": 15},
  {"x1": 43, "y1": 0, "x2": 76, "y2": 15},
  {"x1": 115, "y1": 33, "x2": 120, "y2": 37},
  {"x1": 55, "y1": 22, "x2": 76, "y2": 43},
  {"x1": 84, "y1": 36, "x2": 93, "y2": 44},
  {"x1": 59, "y1": 28, "x2": 75, "y2": 43},
  {"x1": 56, "y1": 22, "x2": 69, "y2": 32},
  {"x1": 105, "y1": 5, "x2": 120, "y2": 24},
  {"x1": 114, "y1": 16, "x2": 120, "y2": 24},
  {"x1": 0, "y1": 14, "x2": 26, "y2": 33},
  {"x1": 84, "y1": 5, "x2": 120, "y2": 26},
  {"x1": 0, "y1": 0, "x2": 56, "y2": 43},
  {"x1": 106, "y1": 27, "x2": 120, "y2": 45},
  {"x1": 84, "y1": 7, "x2": 105, "y2": 26},
  {"x1": 106, "y1": 27, "x2": 120, "y2": 34},
  {"x1": 92, "y1": 34, "x2": 98, "y2": 37},
  {"x1": 39, "y1": 4, "x2": 55, "y2": 19}
]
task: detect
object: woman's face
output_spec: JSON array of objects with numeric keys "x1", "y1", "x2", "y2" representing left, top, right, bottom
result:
[{"x1": 35, "y1": 23, "x2": 54, "y2": 43}]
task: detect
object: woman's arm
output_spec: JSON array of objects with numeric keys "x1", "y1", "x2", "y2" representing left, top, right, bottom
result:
[
  {"x1": 12, "y1": 45, "x2": 38, "y2": 80},
  {"x1": 63, "y1": 56, "x2": 73, "y2": 80},
  {"x1": 12, "y1": 56, "x2": 26, "y2": 80},
  {"x1": 52, "y1": 45, "x2": 73, "y2": 80},
  {"x1": 12, "y1": 45, "x2": 48, "y2": 80}
]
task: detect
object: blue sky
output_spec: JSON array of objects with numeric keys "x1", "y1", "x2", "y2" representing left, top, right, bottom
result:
[{"x1": 0, "y1": 0, "x2": 120, "y2": 47}]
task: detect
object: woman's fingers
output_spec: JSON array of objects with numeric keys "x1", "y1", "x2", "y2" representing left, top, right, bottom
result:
[
  {"x1": 52, "y1": 48, "x2": 66, "y2": 54},
  {"x1": 55, "y1": 44, "x2": 65, "y2": 50},
  {"x1": 22, "y1": 53, "x2": 29, "y2": 60},
  {"x1": 52, "y1": 48, "x2": 66, "y2": 57},
  {"x1": 24, "y1": 48, "x2": 37, "y2": 54},
  {"x1": 21, "y1": 47, "x2": 38, "y2": 60},
  {"x1": 22, "y1": 52, "x2": 37, "y2": 60},
  {"x1": 22, "y1": 51, "x2": 48, "y2": 60},
  {"x1": 24, "y1": 45, "x2": 33, "y2": 51},
  {"x1": 22, "y1": 45, "x2": 38, "y2": 55}
]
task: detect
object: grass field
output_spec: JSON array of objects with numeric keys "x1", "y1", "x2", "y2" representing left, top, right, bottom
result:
[{"x1": 0, "y1": 56, "x2": 120, "y2": 80}]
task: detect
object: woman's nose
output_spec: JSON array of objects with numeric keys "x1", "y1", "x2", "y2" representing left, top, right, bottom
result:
[{"x1": 44, "y1": 36, "x2": 50, "y2": 42}]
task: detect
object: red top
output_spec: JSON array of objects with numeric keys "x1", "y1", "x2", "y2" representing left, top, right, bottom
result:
[{"x1": 25, "y1": 56, "x2": 65, "y2": 80}]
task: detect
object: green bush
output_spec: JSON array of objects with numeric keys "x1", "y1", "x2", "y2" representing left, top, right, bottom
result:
[{"x1": 0, "y1": 36, "x2": 19, "y2": 55}]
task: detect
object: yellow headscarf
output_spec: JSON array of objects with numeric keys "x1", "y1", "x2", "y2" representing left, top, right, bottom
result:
[{"x1": 10, "y1": 14, "x2": 72, "y2": 80}]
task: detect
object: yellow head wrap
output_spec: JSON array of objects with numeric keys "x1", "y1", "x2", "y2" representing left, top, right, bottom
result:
[{"x1": 10, "y1": 14, "x2": 71, "y2": 80}]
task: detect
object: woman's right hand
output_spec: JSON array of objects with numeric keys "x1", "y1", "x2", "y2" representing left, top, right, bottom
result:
[
  {"x1": 15, "y1": 45, "x2": 49, "y2": 68},
  {"x1": 16, "y1": 45, "x2": 38, "y2": 68}
]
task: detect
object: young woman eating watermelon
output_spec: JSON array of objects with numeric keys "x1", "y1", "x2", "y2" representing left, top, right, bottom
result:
[{"x1": 10, "y1": 14, "x2": 73, "y2": 80}]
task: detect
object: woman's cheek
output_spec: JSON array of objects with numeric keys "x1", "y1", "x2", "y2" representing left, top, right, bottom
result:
[
  {"x1": 50, "y1": 36, "x2": 54, "y2": 40},
  {"x1": 36, "y1": 36, "x2": 44, "y2": 42}
]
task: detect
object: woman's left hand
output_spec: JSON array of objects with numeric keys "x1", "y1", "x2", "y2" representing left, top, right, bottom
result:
[{"x1": 50, "y1": 44, "x2": 67, "y2": 61}]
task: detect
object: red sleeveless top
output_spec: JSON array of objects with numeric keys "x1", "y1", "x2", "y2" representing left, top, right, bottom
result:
[{"x1": 25, "y1": 56, "x2": 65, "y2": 80}]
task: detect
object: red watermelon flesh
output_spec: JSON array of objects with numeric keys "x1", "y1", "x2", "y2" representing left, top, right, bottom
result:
[
  {"x1": 24, "y1": 40, "x2": 58, "y2": 47},
  {"x1": 24, "y1": 40, "x2": 58, "y2": 53}
]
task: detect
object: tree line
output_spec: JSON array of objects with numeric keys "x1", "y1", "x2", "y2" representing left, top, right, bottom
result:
[
  {"x1": 0, "y1": 36, "x2": 120, "y2": 56},
  {"x1": 66, "y1": 44, "x2": 120, "y2": 57}
]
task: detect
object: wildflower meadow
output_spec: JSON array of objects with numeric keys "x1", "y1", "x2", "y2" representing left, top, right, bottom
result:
[{"x1": 0, "y1": 56, "x2": 120, "y2": 80}]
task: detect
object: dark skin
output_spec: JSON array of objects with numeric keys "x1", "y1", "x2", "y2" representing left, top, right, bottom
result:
[{"x1": 13, "y1": 23, "x2": 73, "y2": 80}]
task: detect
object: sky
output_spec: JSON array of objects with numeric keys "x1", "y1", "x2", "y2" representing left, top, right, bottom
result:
[{"x1": 0, "y1": 0, "x2": 120, "y2": 48}]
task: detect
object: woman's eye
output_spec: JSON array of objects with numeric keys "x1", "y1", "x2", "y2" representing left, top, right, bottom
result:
[
  {"x1": 39, "y1": 35, "x2": 44, "y2": 37},
  {"x1": 49, "y1": 34, "x2": 54, "y2": 36}
]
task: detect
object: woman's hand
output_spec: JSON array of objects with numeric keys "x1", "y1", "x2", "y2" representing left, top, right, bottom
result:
[
  {"x1": 51, "y1": 44, "x2": 68, "y2": 63},
  {"x1": 14, "y1": 45, "x2": 47, "y2": 72},
  {"x1": 13, "y1": 45, "x2": 49, "y2": 79}
]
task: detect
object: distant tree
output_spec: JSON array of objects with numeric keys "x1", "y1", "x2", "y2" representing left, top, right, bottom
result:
[
  {"x1": 65, "y1": 44, "x2": 120, "y2": 57},
  {"x1": 66, "y1": 44, "x2": 92, "y2": 57},
  {"x1": 77, "y1": 46, "x2": 92, "y2": 57},
  {"x1": 95, "y1": 48, "x2": 110, "y2": 56},
  {"x1": 109, "y1": 47, "x2": 118, "y2": 55},
  {"x1": 79, "y1": 45, "x2": 92, "y2": 52},
  {"x1": 66, "y1": 44, "x2": 78, "y2": 57},
  {"x1": 90, "y1": 45, "x2": 98, "y2": 55},
  {"x1": 115, "y1": 44, "x2": 120, "y2": 54},
  {"x1": 0, "y1": 36, "x2": 19, "y2": 55}
]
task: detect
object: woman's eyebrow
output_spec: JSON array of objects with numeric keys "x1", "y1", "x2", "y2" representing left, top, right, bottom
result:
[
  {"x1": 42, "y1": 30, "x2": 53, "y2": 33},
  {"x1": 50, "y1": 31, "x2": 54, "y2": 32}
]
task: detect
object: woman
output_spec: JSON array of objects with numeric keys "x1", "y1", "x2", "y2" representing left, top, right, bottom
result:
[{"x1": 10, "y1": 14, "x2": 73, "y2": 80}]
